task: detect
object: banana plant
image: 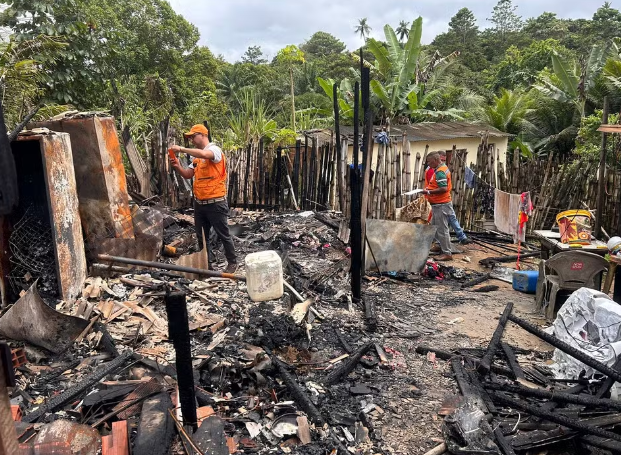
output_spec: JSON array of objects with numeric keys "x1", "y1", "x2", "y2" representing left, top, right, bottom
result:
[
  {"x1": 359, "y1": 17, "x2": 460, "y2": 122},
  {"x1": 315, "y1": 76, "x2": 356, "y2": 120},
  {"x1": 533, "y1": 43, "x2": 611, "y2": 118}
]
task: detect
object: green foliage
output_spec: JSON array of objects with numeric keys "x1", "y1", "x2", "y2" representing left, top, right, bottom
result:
[
  {"x1": 575, "y1": 109, "x2": 620, "y2": 159},
  {"x1": 242, "y1": 46, "x2": 267, "y2": 65},
  {"x1": 449, "y1": 8, "x2": 478, "y2": 45},
  {"x1": 487, "y1": 40, "x2": 573, "y2": 91},
  {"x1": 272, "y1": 128, "x2": 297, "y2": 147},
  {"x1": 532, "y1": 43, "x2": 612, "y2": 119},
  {"x1": 396, "y1": 21, "x2": 410, "y2": 42},
  {"x1": 475, "y1": 88, "x2": 532, "y2": 134},
  {"x1": 487, "y1": 0, "x2": 523, "y2": 40},
  {"x1": 301, "y1": 32, "x2": 346, "y2": 58},
  {"x1": 355, "y1": 18, "x2": 372, "y2": 41},
  {"x1": 276, "y1": 45, "x2": 305, "y2": 67}
]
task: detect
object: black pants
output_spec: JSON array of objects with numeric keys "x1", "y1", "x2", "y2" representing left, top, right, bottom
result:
[{"x1": 194, "y1": 200, "x2": 237, "y2": 265}]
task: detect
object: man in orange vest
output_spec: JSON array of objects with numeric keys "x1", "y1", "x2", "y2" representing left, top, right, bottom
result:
[
  {"x1": 170, "y1": 124, "x2": 238, "y2": 273},
  {"x1": 438, "y1": 151, "x2": 469, "y2": 245},
  {"x1": 423, "y1": 152, "x2": 454, "y2": 261}
]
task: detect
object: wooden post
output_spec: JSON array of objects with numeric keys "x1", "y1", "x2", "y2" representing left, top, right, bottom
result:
[
  {"x1": 350, "y1": 81, "x2": 362, "y2": 300},
  {"x1": 418, "y1": 145, "x2": 429, "y2": 189},
  {"x1": 596, "y1": 97, "x2": 609, "y2": 238}
]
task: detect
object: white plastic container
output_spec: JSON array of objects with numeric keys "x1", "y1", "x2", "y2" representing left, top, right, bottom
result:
[{"x1": 244, "y1": 250, "x2": 284, "y2": 302}]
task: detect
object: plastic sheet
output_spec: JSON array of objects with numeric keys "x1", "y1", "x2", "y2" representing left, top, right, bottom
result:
[{"x1": 550, "y1": 287, "x2": 621, "y2": 397}]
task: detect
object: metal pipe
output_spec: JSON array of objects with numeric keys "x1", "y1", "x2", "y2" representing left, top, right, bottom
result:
[{"x1": 97, "y1": 254, "x2": 246, "y2": 281}]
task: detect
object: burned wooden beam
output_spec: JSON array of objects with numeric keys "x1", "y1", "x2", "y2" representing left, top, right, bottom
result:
[
  {"x1": 595, "y1": 355, "x2": 621, "y2": 399},
  {"x1": 493, "y1": 427, "x2": 516, "y2": 455},
  {"x1": 501, "y1": 343, "x2": 524, "y2": 380},
  {"x1": 479, "y1": 253, "x2": 540, "y2": 268},
  {"x1": 22, "y1": 351, "x2": 132, "y2": 422},
  {"x1": 193, "y1": 415, "x2": 229, "y2": 455},
  {"x1": 478, "y1": 302, "x2": 513, "y2": 375},
  {"x1": 324, "y1": 343, "x2": 374, "y2": 386},
  {"x1": 313, "y1": 212, "x2": 340, "y2": 231},
  {"x1": 273, "y1": 357, "x2": 325, "y2": 426},
  {"x1": 485, "y1": 381, "x2": 621, "y2": 411},
  {"x1": 472, "y1": 285, "x2": 500, "y2": 293},
  {"x1": 416, "y1": 345, "x2": 514, "y2": 378},
  {"x1": 364, "y1": 299, "x2": 377, "y2": 332},
  {"x1": 460, "y1": 273, "x2": 491, "y2": 290},
  {"x1": 490, "y1": 392, "x2": 621, "y2": 445},
  {"x1": 508, "y1": 314, "x2": 621, "y2": 384},
  {"x1": 164, "y1": 292, "x2": 197, "y2": 430},
  {"x1": 334, "y1": 327, "x2": 353, "y2": 354}
]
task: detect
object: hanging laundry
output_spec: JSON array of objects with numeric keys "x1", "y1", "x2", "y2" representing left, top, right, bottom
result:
[
  {"x1": 464, "y1": 166, "x2": 475, "y2": 189},
  {"x1": 494, "y1": 189, "x2": 529, "y2": 243},
  {"x1": 516, "y1": 192, "x2": 534, "y2": 270},
  {"x1": 518, "y1": 192, "x2": 533, "y2": 238}
]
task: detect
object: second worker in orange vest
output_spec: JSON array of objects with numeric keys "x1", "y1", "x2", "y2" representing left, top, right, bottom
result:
[
  {"x1": 170, "y1": 124, "x2": 238, "y2": 273},
  {"x1": 423, "y1": 152, "x2": 455, "y2": 261}
]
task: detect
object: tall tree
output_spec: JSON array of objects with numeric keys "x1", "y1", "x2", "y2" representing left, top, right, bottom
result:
[
  {"x1": 355, "y1": 18, "x2": 372, "y2": 41},
  {"x1": 449, "y1": 8, "x2": 478, "y2": 45},
  {"x1": 241, "y1": 45, "x2": 267, "y2": 64},
  {"x1": 592, "y1": 2, "x2": 621, "y2": 41},
  {"x1": 522, "y1": 12, "x2": 567, "y2": 41},
  {"x1": 396, "y1": 21, "x2": 410, "y2": 42},
  {"x1": 276, "y1": 45, "x2": 305, "y2": 131},
  {"x1": 487, "y1": 0, "x2": 523, "y2": 41},
  {"x1": 300, "y1": 31, "x2": 346, "y2": 57}
]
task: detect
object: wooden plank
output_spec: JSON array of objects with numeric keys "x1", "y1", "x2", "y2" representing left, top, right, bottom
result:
[
  {"x1": 297, "y1": 416, "x2": 311, "y2": 445},
  {"x1": 102, "y1": 421, "x2": 130, "y2": 455},
  {"x1": 193, "y1": 416, "x2": 229, "y2": 455}
]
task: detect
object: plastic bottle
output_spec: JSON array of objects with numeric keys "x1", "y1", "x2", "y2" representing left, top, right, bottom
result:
[{"x1": 244, "y1": 250, "x2": 284, "y2": 302}]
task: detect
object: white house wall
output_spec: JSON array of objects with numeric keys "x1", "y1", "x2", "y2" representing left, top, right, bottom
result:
[{"x1": 346, "y1": 136, "x2": 509, "y2": 188}]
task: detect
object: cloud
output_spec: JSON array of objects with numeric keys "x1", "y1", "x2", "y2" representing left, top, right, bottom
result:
[{"x1": 168, "y1": 0, "x2": 605, "y2": 62}]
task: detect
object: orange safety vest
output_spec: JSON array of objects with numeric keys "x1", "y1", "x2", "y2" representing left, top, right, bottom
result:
[
  {"x1": 193, "y1": 151, "x2": 227, "y2": 200},
  {"x1": 426, "y1": 164, "x2": 452, "y2": 204}
]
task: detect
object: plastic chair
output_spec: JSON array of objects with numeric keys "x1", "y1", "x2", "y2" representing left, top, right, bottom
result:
[{"x1": 543, "y1": 251, "x2": 609, "y2": 321}]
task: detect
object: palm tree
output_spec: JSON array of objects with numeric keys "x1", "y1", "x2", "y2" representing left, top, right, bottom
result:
[
  {"x1": 396, "y1": 21, "x2": 410, "y2": 42},
  {"x1": 475, "y1": 88, "x2": 533, "y2": 135},
  {"x1": 355, "y1": 18, "x2": 371, "y2": 41}
]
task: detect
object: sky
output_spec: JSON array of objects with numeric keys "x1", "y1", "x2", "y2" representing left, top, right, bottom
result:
[{"x1": 167, "y1": 0, "x2": 609, "y2": 62}]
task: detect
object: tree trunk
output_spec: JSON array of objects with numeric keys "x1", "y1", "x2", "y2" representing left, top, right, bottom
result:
[{"x1": 290, "y1": 67, "x2": 296, "y2": 131}]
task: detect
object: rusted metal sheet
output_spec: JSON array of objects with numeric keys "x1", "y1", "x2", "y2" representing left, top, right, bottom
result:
[
  {"x1": 21, "y1": 420, "x2": 100, "y2": 455},
  {"x1": 95, "y1": 207, "x2": 163, "y2": 261},
  {"x1": 30, "y1": 115, "x2": 134, "y2": 244},
  {"x1": 0, "y1": 282, "x2": 89, "y2": 353},
  {"x1": 14, "y1": 133, "x2": 87, "y2": 302}
]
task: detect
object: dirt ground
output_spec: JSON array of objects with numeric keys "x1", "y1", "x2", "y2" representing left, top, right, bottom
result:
[
  {"x1": 222, "y1": 214, "x2": 556, "y2": 454},
  {"x1": 304, "y1": 232, "x2": 556, "y2": 454}
]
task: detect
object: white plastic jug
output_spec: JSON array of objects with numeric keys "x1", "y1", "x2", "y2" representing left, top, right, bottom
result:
[{"x1": 244, "y1": 250, "x2": 284, "y2": 302}]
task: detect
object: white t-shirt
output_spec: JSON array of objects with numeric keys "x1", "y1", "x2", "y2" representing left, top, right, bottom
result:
[{"x1": 189, "y1": 144, "x2": 223, "y2": 169}]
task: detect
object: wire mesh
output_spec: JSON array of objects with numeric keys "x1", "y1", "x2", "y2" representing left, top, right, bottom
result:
[{"x1": 7, "y1": 205, "x2": 58, "y2": 296}]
